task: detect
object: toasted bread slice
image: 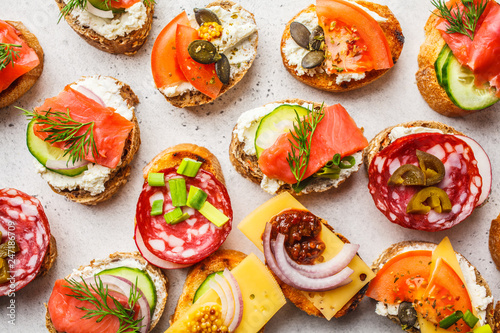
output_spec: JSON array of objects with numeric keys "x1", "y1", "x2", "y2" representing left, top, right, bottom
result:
[
  {"x1": 489, "y1": 214, "x2": 500, "y2": 271},
  {"x1": 280, "y1": 1, "x2": 404, "y2": 92},
  {"x1": 229, "y1": 99, "x2": 364, "y2": 195},
  {"x1": 494, "y1": 302, "x2": 500, "y2": 333},
  {"x1": 42, "y1": 76, "x2": 141, "y2": 205},
  {"x1": 0, "y1": 21, "x2": 44, "y2": 109},
  {"x1": 363, "y1": 120, "x2": 463, "y2": 169},
  {"x1": 37, "y1": 235, "x2": 57, "y2": 278},
  {"x1": 162, "y1": 0, "x2": 258, "y2": 108},
  {"x1": 371, "y1": 241, "x2": 495, "y2": 332},
  {"x1": 54, "y1": 0, "x2": 154, "y2": 55},
  {"x1": 45, "y1": 251, "x2": 168, "y2": 333}
]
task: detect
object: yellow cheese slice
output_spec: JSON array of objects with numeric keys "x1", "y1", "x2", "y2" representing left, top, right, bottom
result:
[
  {"x1": 418, "y1": 313, "x2": 450, "y2": 333},
  {"x1": 238, "y1": 192, "x2": 375, "y2": 320},
  {"x1": 165, "y1": 253, "x2": 286, "y2": 333}
]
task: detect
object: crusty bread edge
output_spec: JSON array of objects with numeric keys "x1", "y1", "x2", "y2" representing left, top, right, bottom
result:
[
  {"x1": 489, "y1": 213, "x2": 500, "y2": 271},
  {"x1": 370, "y1": 241, "x2": 495, "y2": 332},
  {"x1": 0, "y1": 21, "x2": 44, "y2": 109},
  {"x1": 280, "y1": 1, "x2": 404, "y2": 92},
  {"x1": 47, "y1": 76, "x2": 141, "y2": 205},
  {"x1": 162, "y1": 0, "x2": 259, "y2": 108},
  {"x1": 45, "y1": 251, "x2": 168, "y2": 333}
]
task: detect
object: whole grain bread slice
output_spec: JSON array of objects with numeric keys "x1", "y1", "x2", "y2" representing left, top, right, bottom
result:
[
  {"x1": 47, "y1": 76, "x2": 141, "y2": 205},
  {"x1": 0, "y1": 21, "x2": 44, "y2": 109},
  {"x1": 54, "y1": 0, "x2": 154, "y2": 55},
  {"x1": 280, "y1": 1, "x2": 404, "y2": 92},
  {"x1": 162, "y1": 0, "x2": 258, "y2": 108},
  {"x1": 37, "y1": 235, "x2": 57, "y2": 278},
  {"x1": 45, "y1": 251, "x2": 168, "y2": 333},
  {"x1": 371, "y1": 241, "x2": 495, "y2": 332},
  {"x1": 489, "y1": 213, "x2": 500, "y2": 271}
]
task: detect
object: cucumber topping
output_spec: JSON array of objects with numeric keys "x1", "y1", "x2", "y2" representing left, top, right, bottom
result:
[
  {"x1": 434, "y1": 45, "x2": 452, "y2": 86},
  {"x1": 97, "y1": 266, "x2": 157, "y2": 314},
  {"x1": 26, "y1": 120, "x2": 88, "y2": 177},
  {"x1": 193, "y1": 271, "x2": 223, "y2": 303},
  {"x1": 254, "y1": 104, "x2": 310, "y2": 158}
]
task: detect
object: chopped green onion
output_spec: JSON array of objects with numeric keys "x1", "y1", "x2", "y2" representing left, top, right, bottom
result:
[
  {"x1": 148, "y1": 173, "x2": 165, "y2": 186},
  {"x1": 332, "y1": 153, "x2": 341, "y2": 166},
  {"x1": 168, "y1": 178, "x2": 187, "y2": 207},
  {"x1": 314, "y1": 166, "x2": 341, "y2": 179},
  {"x1": 339, "y1": 156, "x2": 356, "y2": 169},
  {"x1": 187, "y1": 186, "x2": 208, "y2": 210},
  {"x1": 151, "y1": 199, "x2": 164, "y2": 216},
  {"x1": 463, "y1": 310, "x2": 479, "y2": 328},
  {"x1": 164, "y1": 207, "x2": 190, "y2": 225},
  {"x1": 439, "y1": 310, "x2": 463, "y2": 329},
  {"x1": 473, "y1": 324, "x2": 493, "y2": 333},
  {"x1": 177, "y1": 158, "x2": 202, "y2": 177},
  {"x1": 198, "y1": 201, "x2": 229, "y2": 227}
]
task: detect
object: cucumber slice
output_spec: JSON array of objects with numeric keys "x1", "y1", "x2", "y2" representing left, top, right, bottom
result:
[
  {"x1": 88, "y1": 0, "x2": 124, "y2": 12},
  {"x1": 193, "y1": 271, "x2": 223, "y2": 303},
  {"x1": 254, "y1": 104, "x2": 310, "y2": 158},
  {"x1": 442, "y1": 52, "x2": 499, "y2": 110},
  {"x1": 97, "y1": 266, "x2": 157, "y2": 314},
  {"x1": 26, "y1": 120, "x2": 88, "y2": 177},
  {"x1": 435, "y1": 45, "x2": 452, "y2": 86}
]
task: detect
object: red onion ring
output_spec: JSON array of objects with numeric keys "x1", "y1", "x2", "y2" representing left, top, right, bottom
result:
[
  {"x1": 208, "y1": 279, "x2": 229, "y2": 325},
  {"x1": 75, "y1": 86, "x2": 106, "y2": 107},
  {"x1": 262, "y1": 223, "x2": 294, "y2": 286},
  {"x1": 45, "y1": 158, "x2": 89, "y2": 171},
  {"x1": 85, "y1": 1, "x2": 114, "y2": 18},
  {"x1": 223, "y1": 269, "x2": 243, "y2": 332},
  {"x1": 214, "y1": 274, "x2": 234, "y2": 327}
]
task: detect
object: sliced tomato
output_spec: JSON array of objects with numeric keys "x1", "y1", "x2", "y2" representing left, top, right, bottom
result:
[
  {"x1": 258, "y1": 104, "x2": 368, "y2": 184},
  {"x1": 176, "y1": 24, "x2": 222, "y2": 99},
  {"x1": 109, "y1": 0, "x2": 140, "y2": 9},
  {"x1": 366, "y1": 250, "x2": 432, "y2": 304},
  {"x1": 151, "y1": 11, "x2": 190, "y2": 90},
  {"x1": 315, "y1": 0, "x2": 393, "y2": 74},
  {"x1": 33, "y1": 86, "x2": 134, "y2": 169},
  {"x1": 415, "y1": 258, "x2": 473, "y2": 332},
  {"x1": 0, "y1": 20, "x2": 40, "y2": 93}
]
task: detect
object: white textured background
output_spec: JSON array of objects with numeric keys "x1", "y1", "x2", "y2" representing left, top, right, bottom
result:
[{"x1": 1, "y1": 0, "x2": 500, "y2": 332}]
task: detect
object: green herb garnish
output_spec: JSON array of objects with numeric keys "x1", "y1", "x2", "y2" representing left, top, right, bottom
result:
[
  {"x1": 59, "y1": 0, "x2": 155, "y2": 22},
  {"x1": 431, "y1": 0, "x2": 488, "y2": 40},
  {"x1": 64, "y1": 276, "x2": 144, "y2": 333},
  {"x1": 21, "y1": 107, "x2": 100, "y2": 164},
  {"x1": 0, "y1": 43, "x2": 21, "y2": 71}
]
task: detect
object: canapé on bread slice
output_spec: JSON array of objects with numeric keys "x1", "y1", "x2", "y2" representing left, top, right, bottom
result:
[
  {"x1": 37, "y1": 236, "x2": 58, "y2": 278},
  {"x1": 161, "y1": 0, "x2": 258, "y2": 108},
  {"x1": 489, "y1": 214, "x2": 500, "y2": 271},
  {"x1": 0, "y1": 21, "x2": 44, "y2": 109},
  {"x1": 370, "y1": 241, "x2": 495, "y2": 332},
  {"x1": 54, "y1": 0, "x2": 154, "y2": 55},
  {"x1": 45, "y1": 251, "x2": 168, "y2": 333},
  {"x1": 280, "y1": 1, "x2": 404, "y2": 92}
]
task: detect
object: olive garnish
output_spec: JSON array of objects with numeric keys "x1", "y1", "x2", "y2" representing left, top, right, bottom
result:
[
  {"x1": 387, "y1": 164, "x2": 426, "y2": 186},
  {"x1": 309, "y1": 25, "x2": 325, "y2": 51},
  {"x1": 188, "y1": 40, "x2": 221, "y2": 64},
  {"x1": 215, "y1": 53, "x2": 230, "y2": 85},
  {"x1": 301, "y1": 50, "x2": 325, "y2": 69},
  {"x1": 290, "y1": 22, "x2": 311, "y2": 49},
  {"x1": 398, "y1": 302, "x2": 417, "y2": 328},
  {"x1": 194, "y1": 8, "x2": 221, "y2": 26},
  {"x1": 416, "y1": 150, "x2": 445, "y2": 186}
]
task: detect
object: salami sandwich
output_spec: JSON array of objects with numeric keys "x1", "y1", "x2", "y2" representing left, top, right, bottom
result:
[
  {"x1": 134, "y1": 144, "x2": 233, "y2": 269},
  {"x1": 364, "y1": 120, "x2": 492, "y2": 232},
  {"x1": 0, "y1": 188, "x2": 56, "y2": 297}
]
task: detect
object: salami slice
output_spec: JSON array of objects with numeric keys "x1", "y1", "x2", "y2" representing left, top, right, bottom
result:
[
  {"x1": 136, "y1": 168, "x2": 232, "y2": 265},
  {"x1": 368, "y1": 133, "x2": 482, "y2": 231},
  {"x1": 0, "y1": 188, "x2": 51, "y2": 296}
]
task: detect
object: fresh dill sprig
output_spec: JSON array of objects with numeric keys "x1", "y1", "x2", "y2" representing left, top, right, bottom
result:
[
  {"x1": 0, "y1": 43, "x2": 21, "y2": 71},
  {"x1": 20, "y1": 107, "x2": 100, "y2": 164},
  {"x1": 286, "y1": 103, "x2": 325, "y2": 190},
  {"x1": 431, "y1": 0, "x2": 488, "y2": 40},
  {"x1": 64, "y1": 276, "x2": 144, "y2": 333},
  {"x1": 58, "y1": 0, "x2": 155, "y2": 22}
]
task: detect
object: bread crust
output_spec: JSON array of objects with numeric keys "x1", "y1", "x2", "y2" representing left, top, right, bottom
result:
[
  {"x1": 46, "y1": 77, "x2": 141, "y2": 205},
  {"x1": 45, "y1": 251, "x2": 168, "y2": 333},
  {"x1": 371, "y1": 241, "x2": 495, "y2": 332},
  {"x1": 489, "y1": 213, "x2": 500, "y2": 270},
  {"x1": 0, "y1": 21, "x2": 44, "y2": 109},
  {"x1": 229, "y1": 99, "x2": 364, "y2": 195},
  {"x1": 280, "y1": 1, "x2": 404, "y2": 92},
  {"x1": 162, "y1": 0, "x2": 258, "y2": 108},
  {"x1": 54, "y1": 0, "x2": 154, "y2": 55},
  {"x1": 37, "y1": 235, "x2": 57, "y2": 278}
]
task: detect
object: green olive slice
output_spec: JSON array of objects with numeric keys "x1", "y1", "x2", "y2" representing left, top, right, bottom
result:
[
  {"x1": 416, "y1": 150, "x2": 445, "y2": 186},
  {"x1": 188, "y1": 40, "x2": 221, "y2": 65},
  {"x1": 388, "y1": 164, "x2": 426, "y2": 186},
  {"x1": 0, "y1": 258, "x2": 9, "y2": 284},
  {"x1": 0, "y1": 240, "x2": 19, "y2": 259},
  {"x1": 406, "y1": 187, "x2": 452, "y2": 214}
]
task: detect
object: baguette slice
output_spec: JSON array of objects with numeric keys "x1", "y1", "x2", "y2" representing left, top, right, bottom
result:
[
  {"x1": 45, "y1": 76, "x2": 141, "y2": 205},
  {"x1": 45, "y1": 251, "x2": 168, "y2": 333},
  {"x1": 280, "y1": 1, "x2": 404, "y2": 92},
  {"x1": 162, "y1": 0, "x2": 258, "y2": 108},
  {"x1": 371, "y1": 241, "x2": 495, "y2": 333},
  {"x1": 0, "y1": 21, "x2": 44, "y2": 109},
  {"x1": 489, "y1": 213, "x2": 500, "y2": 271},
  {"x1": 54, "y1": 0, "x2": 154, "y2": 55},
  {"x1": 229, "y1": 99, "x2": 364, "y2": 195}
]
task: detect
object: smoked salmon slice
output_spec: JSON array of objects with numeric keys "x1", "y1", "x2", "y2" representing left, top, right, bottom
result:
[
  {"x1": 0, "y1": 20, "x2": 40, "y2": 93},
  {"x1": 33, "y1": 86, "x2": 134, "y2": 169},
  {"x1": 258, "y1": 104, "x2": 368, "y2": 184}
]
